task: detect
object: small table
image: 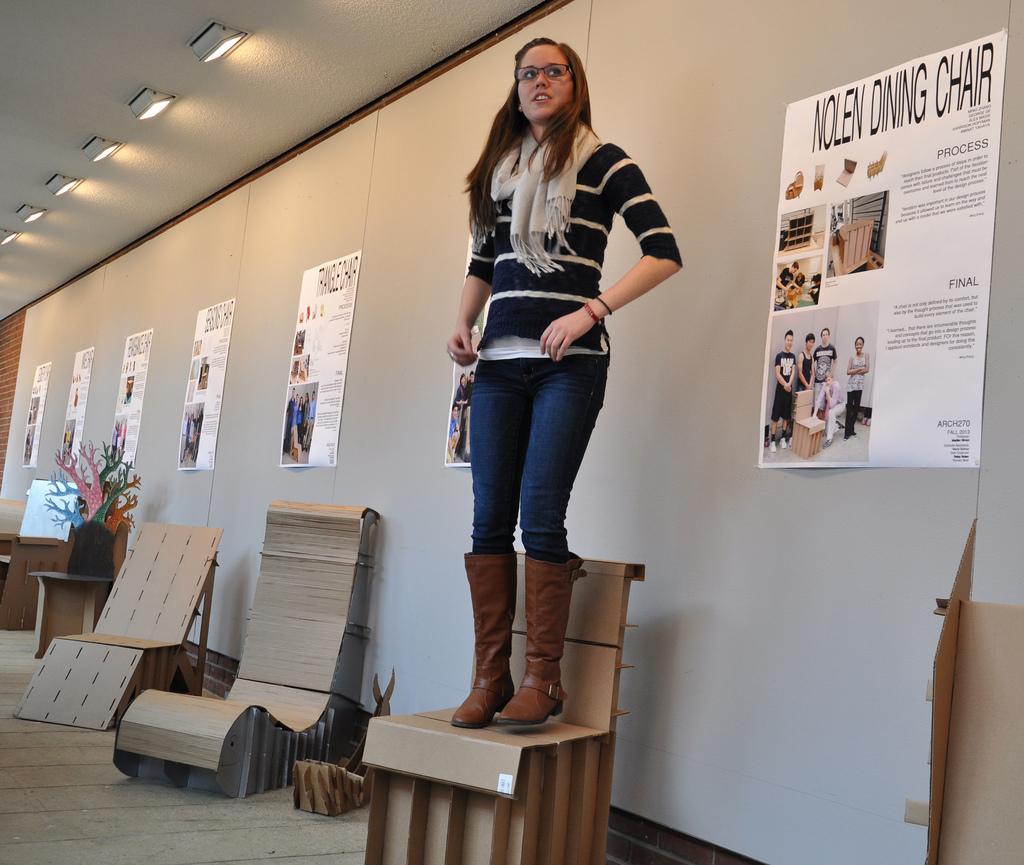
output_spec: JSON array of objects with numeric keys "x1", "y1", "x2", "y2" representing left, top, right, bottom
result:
[
  {"x1": 0, "y1": 531, "x2": 15, "y2": 589},
  {"x1": 32, "y1": 571, "x2": 115, "y2": 659}
]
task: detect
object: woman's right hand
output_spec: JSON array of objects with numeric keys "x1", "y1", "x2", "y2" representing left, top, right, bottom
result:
[{"x1": 447, "y1": 324, "x2": 477, "y2": 366}]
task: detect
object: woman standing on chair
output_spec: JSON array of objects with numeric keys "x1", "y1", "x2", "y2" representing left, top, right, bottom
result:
[{"x1": 446, "y1": 37, "x2": 682, "y2": 728}]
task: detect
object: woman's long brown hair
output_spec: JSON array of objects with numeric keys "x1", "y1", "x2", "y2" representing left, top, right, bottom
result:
[{"x1": 466, "y1": 37, "x2": 593, "y2": 237}]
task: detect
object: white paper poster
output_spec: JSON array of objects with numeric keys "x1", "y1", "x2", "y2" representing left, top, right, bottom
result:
[
  {"x1": 179, "y1": 299, "x2": 235, "y2": 471},
  {"x1": 444, "y1": 328, "x2": 481, "y2": 468},
  {"x1": 111, "y1": 329, "x2": 153, "y2": 465},
  {"x1": 60, "y1": 347, "x2": 94, "y2": 462},
  {"x1": 759, "y1": 32, "x2": 1006, "y2": 468},
  {"x1": 22, "y1": 362, "x2": 52, "y2": 468},
  {"x1": 280, "y1": 251, "x2": 361, "y2": 467}
]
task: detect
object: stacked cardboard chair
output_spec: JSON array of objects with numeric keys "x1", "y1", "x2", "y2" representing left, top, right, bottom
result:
[
  {"x1": 361, "y1": 555, "x2": 642, "y2": 865},
  {"x1": 113, "y1": 502, "x2": 379, "y2": 798},
  {"x1": 16, "y1": 523, "x2": 222, "y2": 729},
  {"x1": 791, "y1": 388, "x2": 824, "y2": 459}
]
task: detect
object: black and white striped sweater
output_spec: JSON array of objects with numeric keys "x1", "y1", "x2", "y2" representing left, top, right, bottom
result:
[{"x1": 467, "y1": 142, "x2": 682, "y2": 353}]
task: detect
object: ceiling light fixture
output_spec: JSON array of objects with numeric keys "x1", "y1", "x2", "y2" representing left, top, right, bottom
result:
[
  {"x1": 46, "y1": 174, "x2": 82, "y2": 196},
  {"x1": 128, "y1": 87, "x2": 175, "y2": 120},
  {"x1": 83, "y1": 136, "x2": 123, "y2": 162},
  {"x1": 0, "y1": 229, "x2": 19, "y2": 246},
  {"x1": 189, "y1": 21, "x2": 248, "y2": 62},
  {"x1": 16, "y1": 205, "x2": 46, "y2": 223}
]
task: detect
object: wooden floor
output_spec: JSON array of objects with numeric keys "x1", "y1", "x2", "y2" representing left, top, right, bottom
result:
[{"x1": 0, "y1": 631, "x2": 369, "y2": 865}]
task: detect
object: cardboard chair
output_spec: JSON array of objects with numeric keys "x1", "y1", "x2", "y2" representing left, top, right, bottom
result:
[
  {"x1": 0, "y1": 497, "x2": 26, "y2": 597},
  {"x1": 15, "y1": 523, "x2": 222, "y2": 729},
  {"x1": 903, "y1": 521, "x2": 1024, "y2": 863},
  {"x1": 830, "y1": 217, "x2": 876, "y2": 276},
  {"x1": 362, "y1": 555, "x2": 643, "y2": 865},
  {"x1": 868, "y1": 151, "x2": 887, "y2": 179},
  {"x1": 836, "y1": 158, "x2": 857, "y2": 187},
  {"x1": 785, "y1": 170, "x2": 804, "y2": 200},
  {"x1": 792, "y1": 416, "x2": 825, "y2": 459},
  {"x1": 0, "y1": 533, "x2": 74, "y2": 631},
  {"x1": 113, "y1": 502, "x2": 379, "y2": 798},
  {"x1": 792, "y1": 388, "x2": 813, "y2": 422},
  {"x1": 32, "y1": 520, "x2": 131, "y2": 657}
]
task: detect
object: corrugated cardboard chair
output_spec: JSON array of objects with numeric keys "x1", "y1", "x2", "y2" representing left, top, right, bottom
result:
[
  {"x1": 830, "y1": 217, "x2": 875, "y2": 276},
  {"x1": 32, "y1": 520, "x2": 131, "y2": 657},
  {"x1": 361, "y1": 555, "x2": 642, "y2": 865},
  {"x1": 0, "y1": 497, "x2": 26, "y2": 599},
  {"x1": 904, "y1": 521, "x2": 1024, "y2": 863},
  {"x1": 0, "y1": 532, "x2": 74, "y2": 631},
  {"x1": 15, "y1": 523, "x2": 221, "y2": 729},
  {"x1": 113, "y1": 502, "x2": 379, "y2": 798}
]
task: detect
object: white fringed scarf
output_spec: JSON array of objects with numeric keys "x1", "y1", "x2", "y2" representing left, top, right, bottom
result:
[{"x1": 474, "y1": 126, "x2": 601, "y2": 276}]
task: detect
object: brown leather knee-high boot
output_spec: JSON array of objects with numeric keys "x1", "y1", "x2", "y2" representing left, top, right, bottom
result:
[
  {"x1": 496, "y1": 555, "x2": 585, "y2": 726},
  {"x1": 451, "y1": 552, "x2": 517, "y2": 728}
]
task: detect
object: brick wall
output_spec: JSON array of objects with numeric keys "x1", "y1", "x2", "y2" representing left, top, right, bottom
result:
[
  {"x1": 184, "y1": 642, "x2": 240, "y2": 698},
  {"x1": 0, "y1": 310, "x2": 26, "y2": 492},
  {"x1": 607, "y1": 809, "x2": 768, "y2": 865}
]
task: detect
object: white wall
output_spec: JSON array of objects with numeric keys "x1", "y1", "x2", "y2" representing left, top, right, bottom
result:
[{"x1": 3, "y1": 2, "x2": 1020, "y2": 864}]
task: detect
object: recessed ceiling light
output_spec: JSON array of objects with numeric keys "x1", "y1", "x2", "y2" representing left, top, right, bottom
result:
[
  {"x1": 16, "y1": 205, "x2": 46, "y2": 223},
  {"x1": 128, "y1": 88, "x2": 175, "y2": 120},
  {"x1": 83, "y1": 136, "x2": 123, "y2": 162},
  {"x1": 0, "y1": 229, "x2": 19, "y2": 246},
  {"x1": 189, "y1": 21, "x2": 248, "y2": 62},
  {"x1": 46, "y1": 174, "x2": 82, "y2": 196}
]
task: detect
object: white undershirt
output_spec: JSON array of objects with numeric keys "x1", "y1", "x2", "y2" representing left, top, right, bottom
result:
[{"x1": 477, "y1": 334, "x2": 609, "y2": 361}]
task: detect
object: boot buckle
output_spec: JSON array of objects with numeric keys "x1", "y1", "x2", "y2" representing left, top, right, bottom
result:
[{"x1": 547, "y1": 683, "x2": 562, "y2": 699}]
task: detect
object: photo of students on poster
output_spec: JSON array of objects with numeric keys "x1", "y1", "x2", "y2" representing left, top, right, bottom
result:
[
  {"x1": 759, "y1": 32, "x2": 1006, "y2": 468},
  {"x1": 22, "y1": 362, "x2": 52, "y2": 469},
  {"x1": 178, "y1": 299, "x2": 235, "y2": 471},
  {"x1": 444, "y1": 328, "x2": 480, "y2": 467},
  {"x1": 762, "y1": 303, "x2": 879, "y2": 464},
  {"x1": 62, "y1": 347, "x2": 94, "y2": 462},
  {"x1": 111, "y1": 329, "x2": 153, "y2": 465},
  {"x1": 279, "y1": 252, "x2": 361, "y2": 468}
]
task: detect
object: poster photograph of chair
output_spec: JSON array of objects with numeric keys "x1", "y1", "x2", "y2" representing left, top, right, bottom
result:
[
  {"x1": 827, "y1": 192, "x2": 890, "y2": 277},
  {"x1": 761, "y1": 301, "x2": 879, "y2": 465}
]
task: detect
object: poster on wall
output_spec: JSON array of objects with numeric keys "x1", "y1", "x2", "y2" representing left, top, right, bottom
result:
[
  {"x1": 759, "y1": 32, "x2": 1006, "y2": 468},
  {"x1": 112, "y1": 329, "x2": 153, "y2": 465},
  {"x1": 178, "y1": 299, "x2": 235, "y2": 471},
  {"x1": 280, "y1": 251, "x2": 361, "y2": 467},
  {"x1": 443, "y1": 327, "x2": 481, "y2": 467},
  {"x1": 21, "y1": 362, "x2": 52, "y2": 468},
  {"x1": 60, "y1": 347, "x2": 94, "y2": 462}
]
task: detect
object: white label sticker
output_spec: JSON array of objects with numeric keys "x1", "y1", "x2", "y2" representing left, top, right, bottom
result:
[{"x1": 496, "y1": 773, "x2": 514, "y2": 794}]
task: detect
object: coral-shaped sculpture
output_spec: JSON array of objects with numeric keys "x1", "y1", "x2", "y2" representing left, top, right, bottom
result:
[{"x1": 47, "y1": 441, "x2": 141, "y2": 534}]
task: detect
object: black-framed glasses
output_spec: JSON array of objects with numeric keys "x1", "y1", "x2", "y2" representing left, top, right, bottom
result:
[{"x1": 515, "y1": 63, "x2": 572, "y2": 82}]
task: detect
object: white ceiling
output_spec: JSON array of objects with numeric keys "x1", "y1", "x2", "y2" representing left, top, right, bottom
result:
[{"x1": 0, "y1": 0, "x2": 538, "y2": 319}]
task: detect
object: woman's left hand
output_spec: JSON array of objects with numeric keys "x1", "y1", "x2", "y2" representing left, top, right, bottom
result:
[{"x1": 540, "y1": 308, "x2": 597, "y2": 362}]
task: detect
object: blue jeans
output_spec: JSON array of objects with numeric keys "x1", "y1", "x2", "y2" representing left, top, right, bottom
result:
[{"x1": 470, "y1": 354, "x2": 609, "y2": 563}]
